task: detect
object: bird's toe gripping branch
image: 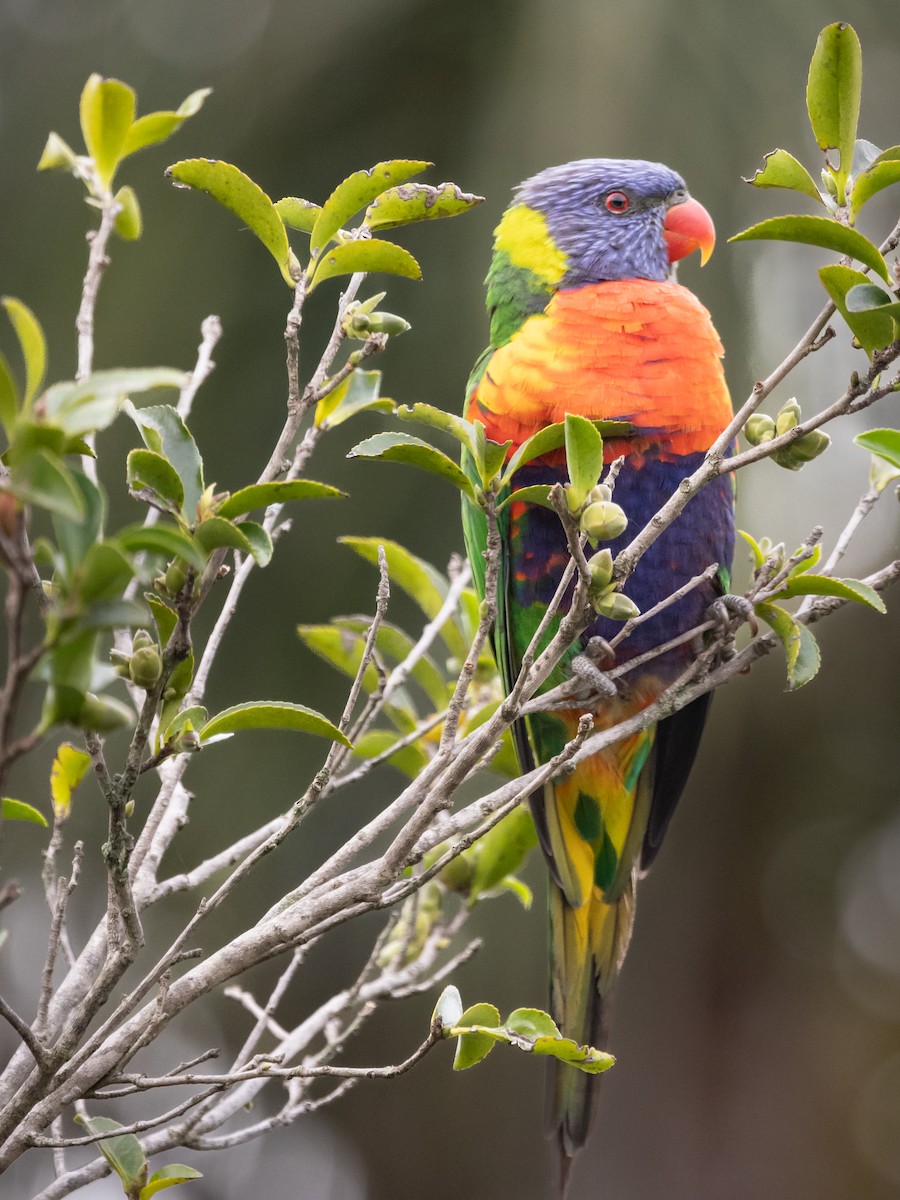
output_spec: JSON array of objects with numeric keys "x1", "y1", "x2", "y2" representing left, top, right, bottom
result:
[{"x1": 703, "y1": 594, "x2": 758, "y2": 661}]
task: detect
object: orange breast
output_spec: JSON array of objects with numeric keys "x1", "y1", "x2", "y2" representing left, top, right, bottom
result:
[{"x1": 468, "y1": 279, "x2": 732, "y2": 461}]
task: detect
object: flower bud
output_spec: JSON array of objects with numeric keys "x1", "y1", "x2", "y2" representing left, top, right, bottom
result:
[
  {"x1": 775, "y1": 398, "x2": 801, "y2": 437},
  {"x1": 132, "y1": 630, "x2": 154, "y2": 653},
  {"x1": 164, "y1": 558, "x2": 188, "y2": 596},
  {"x1": 773, "y1": 430, "x2": 831, "y2": 471},
  {"x1": 129, "y1": 646, "x2": 163, "y2": 689},
  {"x1": 593, "y1": 591, "x2": 640, "y2": 621},
  {"x1": 745, "y1": 414, "x2": 775, "y2": 445},
  {"x1": 580, "y1": 500, "x2": 627, "y2": 543},
  {"x1": 587, "y1": 548, "x2": 614, "y2": 591},
  {"x1": 586, "y1": 483, "x2": 612, "y2": 504}
]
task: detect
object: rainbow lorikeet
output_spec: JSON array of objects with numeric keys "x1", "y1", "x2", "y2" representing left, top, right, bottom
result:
[{"x1": 461, "y1": 160, "x2": 734, "y2": 1178}]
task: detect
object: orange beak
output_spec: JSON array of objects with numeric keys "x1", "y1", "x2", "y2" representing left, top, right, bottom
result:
[{"x1": 663, "y1": 196, "x2": 715, "y2": 266}]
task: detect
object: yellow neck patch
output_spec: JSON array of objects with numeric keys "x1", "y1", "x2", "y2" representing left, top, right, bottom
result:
[{"x1": 493, "y1": 204, "x2": 568, "y2": 286}]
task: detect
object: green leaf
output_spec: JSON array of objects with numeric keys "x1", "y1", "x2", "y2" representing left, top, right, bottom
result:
[
  {"x1": 347, "y1": 432, "x2": 476, "y2": 499},
  {"x1": 503, "y1": 419, "x2": 630, "y2": 483},
  {"x1": 845, "y1": 283, "x2": 900, "y2": 322},
  {"x1": 743, "y1": 149, "x2": 822, "y2": 202},
  {"x1": 531, "y1": 1034, "x2": 615, "y2": 1074},
  {"x1": 166, "y1": 159, "x2": 296, "y2": 286},
  {"x1": 452, "y1": 1003, "x2": 501, "y2": 1070},
  {"x1": 819, "y1": 265, "x2": 896, "y2": 357},
  {"x1": 49, "y1": 742, "x2": 92, "y2": 820},
  {"x1": 79, "y1": 541, "x2": 134, "y2": 604},
  {"x1": 729, "y1": 215, "x2": 888, "y2": 281},
  {"x1": 217, "y1": 479, "x2": 345, "y2": 519},
  {"x1": 364, "y1": 182, "x2": 484, "y2": 231},
  {"x1": 161, "y1": 704, "x2": 208, "y2": 745},
  {"x1": 298, "y1": 625, "x2": 379, "y2": 692},
  {"x1": 126, "y1": 403, "x2": 204, "y2": 515},
  {"x1": 79, "y1": 74, "x2": 136, "y2": 190},
  {"x1": 340, "y1": 536, "x2": 467, "y2": 660},
  {"x1": 237, "y1": 520, "x2": 273, "y2": 566},
  {"x1": 850, "y1": 160, "x2": 900, "y2": 222},
  {"x1": 394, "y1": 402, "x2": 482, "y2": 457},
  {"x1": 564, "y1": 413, "x2": 604, "y2": 506},
  {"x1": 140, "y1": 1164, "x2": 203, "y2": 1199},
  {"x1": 127, "y1": 448, "x2": 185, "y2": 510},
  {"x1": 309, "y1": 239, "x2": 422, "y2": 291},
  {"x1": 2, "y1": 297, "x2": 46, "y2": 405},
  {"x1": 8, "y1": 449, "x2": 85, "y2": 520},
  {"x1": 755, "y1": 601, "x2": 821, "y2": 689},
  {"x1": 432, "y1": 983, "x2": 464, "y2": 1030},
  {"x1": 1, "y1": 798, "x2": 48, "y2": 827},
  {"x1": 333, "y1": 616, "x2": 450, "y2": 709},
  {"x1": 113, "y1": 185, "x2": 142, "y2": 240},
  {"x1": 806, "y1": 22, "x2": 862, "y2": 203},
  {"x1": 74, "y1": 1115, "x2": 147, "y2": 1193},
  {"x1": 314, "y1": 369, "x2": 388, "y2": 429},
  {"x1": 193, "y1": 516, "x2": 255, "y2": 558},
  {"x1": 775, "y1": 572, "x2": 887, "y2": 613},
  {"x1": 116, "y1": 524, "x2": 206, "y2": 569},
  {"x1": 854, "y1": 428, "x2": 900, "y2": 470},
  {"x1": 121, "y1": 88, "x2": 211, "y2": 158},
  {"x1": 0, "y1": 348, "x2": 19, "y2": 436},
  {"x1": 50, "y1": 470, "x2": 105, "y2": 577},
  {"x1": 146, "y1": 593, "x2": 177, "y2": 644},
  {"x1": 738, "y1": 529, "x2": 766, "y2": 570},
  {"x1": 310, "y1": 160, "x2": 430, "y2": 257},
  {"x1": 274, "y1": 196, "x2": 322, "y2": 232},
  {"x1": 505, "y1": 1008, "x2": 561, "y2": 1040},
  {"x1": 350, "y1": 729, "x2": 428, "y2": 777},
  {"x1": 199, "y1": 701, "x2": 351, "y2": 747},
  {"x1": 44, "y1": 368, "x2": 188, "y2": 438},
  {"x1": 468, "y1": 806, "x2": 538, "y2": 902}
]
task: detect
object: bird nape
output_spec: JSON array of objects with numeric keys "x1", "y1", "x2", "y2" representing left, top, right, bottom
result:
[{"x1": 460, "y1": 158, "x2": 734, "y2": 1194}]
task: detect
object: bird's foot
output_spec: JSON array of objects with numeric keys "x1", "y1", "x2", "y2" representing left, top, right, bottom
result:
[
  {"x1": 702, "y1": 594, "x2": 758, "y2": 661},
  {"x1": 569, "y1": 638, "x2": 618, "y2": 702}
]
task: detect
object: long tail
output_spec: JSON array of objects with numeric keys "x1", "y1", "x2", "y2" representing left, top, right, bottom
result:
[{"x1": 548, "y1": 874, "x2": 636, "y2": 1193}]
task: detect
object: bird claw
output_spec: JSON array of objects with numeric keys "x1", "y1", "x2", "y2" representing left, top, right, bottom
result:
[
  {"x1": 569, "y1": 653, "x2": 618, "y2": 702},
  {"x1": 702, "y1": 594, "x2": 758, "y2": 661}
]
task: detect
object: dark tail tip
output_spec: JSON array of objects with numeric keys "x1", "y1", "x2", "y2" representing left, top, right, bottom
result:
[{"x1": 556, "y1": 1143, "x2": 574, "y2": 1200}]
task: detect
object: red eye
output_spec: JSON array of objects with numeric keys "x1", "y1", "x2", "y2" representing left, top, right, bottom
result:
[{"x1": 605, "y1": 191, "x2": 630, "y2": 213}]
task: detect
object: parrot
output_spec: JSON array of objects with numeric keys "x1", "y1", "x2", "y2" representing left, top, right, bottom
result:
[{"x1": 460, "y1": 159, "x2": 735, "y2": 1186}]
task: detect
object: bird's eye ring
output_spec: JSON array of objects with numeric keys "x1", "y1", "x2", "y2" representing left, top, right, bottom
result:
[{"x1": 604, "y1": 191, "x2": 630, "y2": 214}]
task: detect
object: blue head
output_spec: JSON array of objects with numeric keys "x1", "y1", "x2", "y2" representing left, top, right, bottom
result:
[{"x1": 512, "y1": 158, "x2": 714, "y2": 287}]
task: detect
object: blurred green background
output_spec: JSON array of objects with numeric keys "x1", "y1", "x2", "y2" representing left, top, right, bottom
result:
[{"x1": 1, "y1": 0, "x2": 900, "y2": 1197}]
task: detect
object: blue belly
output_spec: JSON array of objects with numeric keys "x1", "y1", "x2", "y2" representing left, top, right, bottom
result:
[{"x1": 508, "y1": 452, "x2": 734, "y2": 671}]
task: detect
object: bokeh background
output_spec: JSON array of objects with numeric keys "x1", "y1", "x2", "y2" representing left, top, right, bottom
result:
[{"x1": 1, "y1": 0, "x2": 900, "y2": 1197}]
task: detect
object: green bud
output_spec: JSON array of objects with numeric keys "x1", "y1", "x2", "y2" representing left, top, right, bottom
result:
[
  {"x1": 821, "y1": 168, "x2": 839, "y2": 199},
  {"x1": 171, "y1": 729, "x2": 201, "y2": 753},
  {"x1": 565, "y1": 483, "x2": 582, "y2": 515},
  {"x1": 365, "y1": 311, "x2": 410, "y2": 336},
  {"x1": 772, "y1": 430, "x2": 831, "y2": 471},
  {"x1": 128, "y1": 646, "x2": 163, "y2": 689},
  {"x1": 164, "y1": 558, "x2": 188, "y2": 596},
  {"x1": 593, "y1": 591, "x2": 640, "y2": 621},
  {"x1": 587, "y1": 548, "x2": 614, "y2": 590},
  {"x1": 775, "y1": 398, "x2": 801, "y2": 437},
  {"x1": 77, "y1": 693, "x2": 133, "y2": 733},
  {"x1": 581, "y1": 500, "x2": 628, "y2": 543},
  {"x1": 745, "y1": 414, "x2": 776, "y2": 445},
  {"x1": 109, "y1": 648, "x2": 132, "y2": 668},
  {"x1": 37, "y1": 131, "x2": 78, "y2": 173},
  {"x1": 132, "y1": 630, "x2": 154, "y2": 652},
  {"x1": 586, "y1": 483, "x2": 613, "y2": 504},
  {"x1": 124, "y1": 800, "x2": 135, "y2": 818}
]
